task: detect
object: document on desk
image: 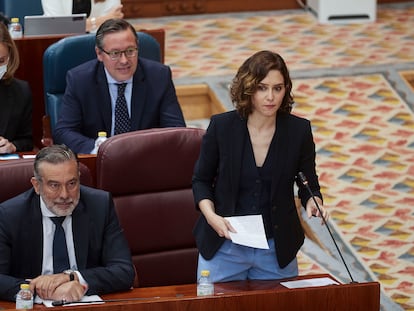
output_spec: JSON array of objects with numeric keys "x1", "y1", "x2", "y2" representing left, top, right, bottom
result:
[
  {"x1": 41, "y1": 295, "x2": 103, "y2": 307},
  {"x1": 281, "y1": 277, "x2": 340, "y2": 289},
  {"x1": 225, "y1": 215, "x2": 269, "y2": 249}
]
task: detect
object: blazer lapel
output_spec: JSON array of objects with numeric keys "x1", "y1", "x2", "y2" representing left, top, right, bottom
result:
[
  {"x1": 270, "y1": 114, "x2": 290, "y2": 202},
  {"x1": 24, "y1": 193, "x2": 44, "y2": 276},
  {"x1": 95, "y1": 63, "x2": 113, "y2": 134},
  {"x1": 229, "y1": 114, "x2": 247, "y2": 209},
  {"x1": 130, "y1": 61, "x2": 146, "y2": 130},
  {"x1": 71, "y1": 201, "x2": 89, "y2": 269}
]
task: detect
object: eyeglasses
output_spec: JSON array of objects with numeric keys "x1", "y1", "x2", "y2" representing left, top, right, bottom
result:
[{"x1": 100, "y1": 47, "x2": 138, "y2": 61}]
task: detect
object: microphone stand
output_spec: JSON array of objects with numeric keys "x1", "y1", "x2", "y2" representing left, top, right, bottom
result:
[{"x1": 298, "y1": 172, "x2": 357, "y2": 284}]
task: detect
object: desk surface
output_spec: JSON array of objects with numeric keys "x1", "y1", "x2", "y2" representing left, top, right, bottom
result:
[{"x1": 0, "y1": 274, "x2": 380, "y2": 311}]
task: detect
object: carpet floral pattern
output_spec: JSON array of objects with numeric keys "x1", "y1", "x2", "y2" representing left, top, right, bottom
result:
[
  {"x1": 135, "y1": 6, "x2": 414, "y2": 78},
  {"x1": 293, "y1": 73, "x2": 414, "y2": 310},
  {"x1": 131, "y1": 4, "x2": 414, "y2": 310}
]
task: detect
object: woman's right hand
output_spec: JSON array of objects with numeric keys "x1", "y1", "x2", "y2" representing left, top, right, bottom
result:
[
  {"x1": 199, "y1": 199, "x2": 236, "y2": 239},
  {"x1": 207, "y1": 213, "x2": 236, "y2": 239}
]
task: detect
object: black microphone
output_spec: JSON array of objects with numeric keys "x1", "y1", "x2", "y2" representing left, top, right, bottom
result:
[
  {"x1": 51, "y1": 296, "x2": 161, "y2": 306},
  {"x1": 297, "y1": 171, "x2": 357, "y2": 284}
]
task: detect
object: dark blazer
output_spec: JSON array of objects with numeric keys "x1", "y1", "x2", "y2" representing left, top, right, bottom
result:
[
  {"x1": 0, "y1": 78, "x2": 33, "y2": 152},
  {"x1": 192, "y1": 110, "x2": 322, "y2": 269},
  {"x1": 0, "y1": 186, "x2": 135, "y2": 301},
  {"x1": 53, "y1": 58, "x2": 186, "y2": 154}
]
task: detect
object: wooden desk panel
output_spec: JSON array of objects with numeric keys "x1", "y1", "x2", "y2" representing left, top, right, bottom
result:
[
  {"x1": 0, "y1": 274, "x2": 380, "y2": 311},
  {"x1": 14, "y1": 29, "x2": 165, "y2": 149},
  {"x1": 14, "y1": 35, "x2": 65, "y2": 150}
]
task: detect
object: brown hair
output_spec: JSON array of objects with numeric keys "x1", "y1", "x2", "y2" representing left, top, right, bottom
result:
[
  {"x1": 0, "y1": 22, "x2": 19, "y2": 83},
  {"x1": 230, "y1": 50, "x2": 294, "y2": 119}
]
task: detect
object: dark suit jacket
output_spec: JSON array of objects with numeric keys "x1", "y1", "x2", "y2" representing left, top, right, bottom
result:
[
  {"x1": 53, "y1": 58, "x2": 186, "y2": 154},
  {"x1": 0, "y1": 186, "x2": 135, "y2": 301},
  {"x1": 192, "y1": 110, "x2": 322, "y2": 269},
  {"x1": 0, "y1": 78, "x2": 33, "y2": 152}
]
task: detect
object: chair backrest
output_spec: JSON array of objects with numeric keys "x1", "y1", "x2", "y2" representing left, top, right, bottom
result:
[
  {"x1": 0, "y1": 158, "x2": 94, "y2": 204},
  {"x1": 43, "y1": 32, "x2": 161, "y2": 132},
  {"x1": 1, "y1": 0, "x2": 43, "y2": 29},
  {"x1": 96, "y1": 127, "x2": 205, "y2": 287}
]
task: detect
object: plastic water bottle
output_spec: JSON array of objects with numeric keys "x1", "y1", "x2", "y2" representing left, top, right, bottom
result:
[
  {"x1": 8, "y1": 18, "x2": 23, "y2": 39},
  {"x1": 15, "y1": 283, "x2": 33, "y2": 309},
  {"x1": 197, "y1": 270, "x2": 214, "y2": 296},
  {"x1": 91, "y1": 131, "x2": 107, "y2": 154}
]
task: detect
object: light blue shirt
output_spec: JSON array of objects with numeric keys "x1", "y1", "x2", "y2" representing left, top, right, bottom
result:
[
  {"x1": 104, "y1": 68, "x2": 133, "y2": 136},
  {"x1": 40, "y1": 198, "x2": 76, "y2": 276}
]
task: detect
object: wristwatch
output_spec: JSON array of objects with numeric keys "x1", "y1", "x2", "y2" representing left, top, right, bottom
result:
[{"x1": 63, "y1": 269, "x2": 75, "y2": 281}]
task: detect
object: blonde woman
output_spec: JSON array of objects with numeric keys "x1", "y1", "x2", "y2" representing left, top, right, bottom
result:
[{"x1": 0, "y1": 23, "x2": 32, "y2": 153}]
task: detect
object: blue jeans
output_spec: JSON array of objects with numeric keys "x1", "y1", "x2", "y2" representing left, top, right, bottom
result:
[{"x1": 197, "y1": 239, "x2": 298, "y2": 282}]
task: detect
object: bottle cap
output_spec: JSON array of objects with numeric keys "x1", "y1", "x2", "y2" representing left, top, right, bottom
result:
[
  {"x1": 200, "y1": 270, "x2": 210, "y2": 277},
  {"x1": 98, "y1": 131, "x2": 107, "y2": 137},
  {"x1": 20, "y1": 284, "x2": 30, "y2": 290},
  {"x1": 11, "y1": 17, "x2": 19, "y2": 23}
]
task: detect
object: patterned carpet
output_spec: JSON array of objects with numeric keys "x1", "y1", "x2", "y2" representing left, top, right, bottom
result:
[{"x1": 130, "y1": 3, "x2": 414, "y2": 310}]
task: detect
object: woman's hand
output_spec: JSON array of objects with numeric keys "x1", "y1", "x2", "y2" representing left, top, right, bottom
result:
[
  {"x1": 207, "y1": 213, "x2": 236, "y2": 239},
  {"x1": 199, "y1": 199, "x2": 236, "y2": 239},
  {"x1": 87, "y1": 5, "x2": 124, "y2": 32},
  {"x1": 305, "y1": 196, "x2": 329, "y2": 225},
  {"x1": 0, "y1": 136, "x2": 16, "y2": 154}
]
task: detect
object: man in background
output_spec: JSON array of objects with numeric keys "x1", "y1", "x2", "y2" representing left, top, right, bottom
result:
[{"x1": 53, "y1": 18, "x2": 185, "y2": 154}]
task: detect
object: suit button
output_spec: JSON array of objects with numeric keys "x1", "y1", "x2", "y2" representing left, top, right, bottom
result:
[
  {"x1": 274, "y1": 225, "x2": 279, "y2": 230},
  {"x1": 272, "y1": 205, "x2": 277, "y2": 212}
]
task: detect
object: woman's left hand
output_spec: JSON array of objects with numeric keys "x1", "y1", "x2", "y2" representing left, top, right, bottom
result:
[{"x1": 305, "y1": 197, "x2": 329, "y2": 225}]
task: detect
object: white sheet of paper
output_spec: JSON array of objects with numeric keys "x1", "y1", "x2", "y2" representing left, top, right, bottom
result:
[
  {"x1": 281, "y1": 277, "x2": 340, "y2": 289},
  {"x1": 22, "y1": 154, "x2": 36, "y2": 159},
  {"x1": 41, "y1": 295, "x2": 103, "y2": 307},
  {"x1": 225, "y1": 215, "x2": 269, "y2": 249}
]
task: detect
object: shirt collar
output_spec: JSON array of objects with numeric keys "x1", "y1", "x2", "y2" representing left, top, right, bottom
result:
[{"x1": 103, "y1": 67, "x2": 133, "y2": 85}]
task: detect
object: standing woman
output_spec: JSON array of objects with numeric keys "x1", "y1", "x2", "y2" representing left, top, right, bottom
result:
[
  {"x1": 0, "y1": 23, "x2": 33, "y2": 153},
  {"x1": 192, "y1": 50, "x2": 329, "y2": 282},
  {"x1": 41, "y1": 0, "x2": 124, "y2": 33}
]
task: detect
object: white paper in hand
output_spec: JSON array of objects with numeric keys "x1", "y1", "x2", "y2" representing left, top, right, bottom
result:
[{"x1": 225, "y1": 215, "x2": 269, "y2": 249}]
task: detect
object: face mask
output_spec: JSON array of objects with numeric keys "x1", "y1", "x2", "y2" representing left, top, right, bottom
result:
[{"x1": 0, "y1": 63, "x2": 7, "y2": 80}]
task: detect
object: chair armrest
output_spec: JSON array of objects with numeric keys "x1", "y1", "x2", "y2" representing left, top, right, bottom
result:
[{"x1": 41, "y1": 115, "x2": 54, "y2": 147}]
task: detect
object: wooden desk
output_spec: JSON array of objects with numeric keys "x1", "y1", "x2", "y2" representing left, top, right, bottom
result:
[
  {"x1": 0, "y1": 274, "x2": 380, "y2": 311},
  {"x1": 14, "y1": 29, "x2": 165, "y2": 149}
]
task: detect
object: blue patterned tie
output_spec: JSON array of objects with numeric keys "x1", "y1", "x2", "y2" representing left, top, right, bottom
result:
[
  {"x1": 114, "y1": 83, "x2": 131, "y2": 135},
  {"x1": 50, "y1": 217, "x2": 70, "y2": 273}
]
